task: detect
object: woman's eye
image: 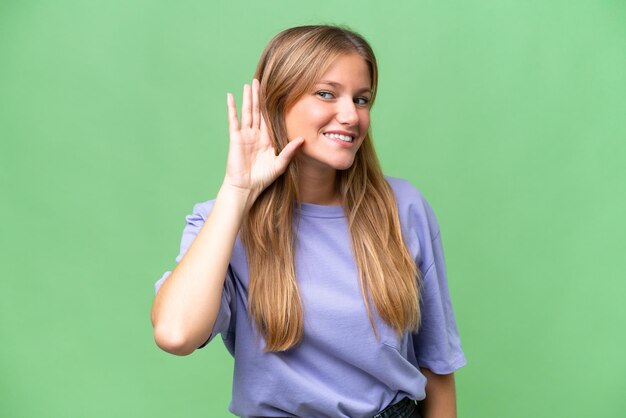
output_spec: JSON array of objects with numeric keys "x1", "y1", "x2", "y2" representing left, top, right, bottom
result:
[
  {"x1": 354, "y1": 97, "x2": 370, "y2": 106},
  {"x1": 316, "y1": 91, "x2": 334, "y2": 99}
]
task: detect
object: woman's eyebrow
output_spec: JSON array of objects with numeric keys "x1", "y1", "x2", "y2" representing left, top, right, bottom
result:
[{"x1": 316, "y1": 80, "x2": 371, "y2": 94}]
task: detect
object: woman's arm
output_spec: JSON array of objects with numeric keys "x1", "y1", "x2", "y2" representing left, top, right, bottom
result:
[
  {"x1": 150, "y1": 80, "x2": 303, "y2": 356},
  {"x1": 419, "y1": 368, "x2": 457, "y2": 418},
  {"x1": 150, "y1": 185, "x2": 250, "y2": 356}
]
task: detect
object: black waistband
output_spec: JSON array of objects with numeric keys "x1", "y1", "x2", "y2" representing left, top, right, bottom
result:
[{"x1": 373, "y1": 397, "x2": 418, "y2": 418}]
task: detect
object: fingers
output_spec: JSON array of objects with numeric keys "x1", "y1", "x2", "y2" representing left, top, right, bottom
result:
[
  {"x1": 226, "y1": 93, "x2": 239, "y2": 135},
  {"x1": 274, "y1": 137, "x2": 305, "y2": 174},
  {"x1": 229, "y1": 79, "x2": 260, "y2": 134},
  {"x1": 241, "y1": 83, "x2": 253, "y2": 128},
  {"x1": 252, "y1": 79, "x2": 260, "y2": 129},
  {"x1": 259, "y1": 113, "x2": 270, "y2": 145}
]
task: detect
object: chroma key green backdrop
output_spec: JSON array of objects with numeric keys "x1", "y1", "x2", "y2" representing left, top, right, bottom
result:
[{"x1": 1, "y1": 1, "x2": 625, "y2": 417}]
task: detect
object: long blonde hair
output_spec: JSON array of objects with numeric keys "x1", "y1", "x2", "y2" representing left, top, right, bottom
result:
[{"x1": 242, "y1": 25, "x2": 421, "y2": 351}]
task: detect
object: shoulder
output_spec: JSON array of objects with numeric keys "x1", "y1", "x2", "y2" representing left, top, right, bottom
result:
[
  {"x1": 385, "y1": 176, "x2": 427, "y2": 207},
  {"x1": 187, "y1": 199, "x2": 217, "y2": 221},
  {"x1": 385, "y1": 176, "x2": 440, "y2": 235}
]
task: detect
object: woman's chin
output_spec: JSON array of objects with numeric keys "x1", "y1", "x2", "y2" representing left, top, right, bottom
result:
[{"x1": 297, "y1": 153, "x2": 357, "y2": 173}]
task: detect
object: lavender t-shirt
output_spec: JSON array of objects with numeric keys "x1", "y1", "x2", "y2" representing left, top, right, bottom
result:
[{"x1": 154, "y1": 176, "x2": 466, "y2": 418}]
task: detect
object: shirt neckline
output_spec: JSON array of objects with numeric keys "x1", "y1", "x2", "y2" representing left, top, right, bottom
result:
[{"x1": 295, "y1": 202, "x2": 346, "y2": 218}]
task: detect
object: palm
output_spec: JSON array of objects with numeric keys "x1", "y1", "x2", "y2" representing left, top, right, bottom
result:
[{"x1": 224, "y1": 79, "x2": 302, "y2": 198}]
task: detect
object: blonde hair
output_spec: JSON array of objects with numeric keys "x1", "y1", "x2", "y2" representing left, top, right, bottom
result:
[{"x1": 242, "y1": 25, "x2": 421, "y2": 351}]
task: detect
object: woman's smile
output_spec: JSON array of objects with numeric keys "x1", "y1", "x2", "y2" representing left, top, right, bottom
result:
[{"x1": 284, "y1": 52, "x2": 372, "y2": 172}]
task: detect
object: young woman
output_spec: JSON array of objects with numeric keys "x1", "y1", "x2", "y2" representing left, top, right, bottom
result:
[{"x1": 151, "y1": 25, "x2": 466, "y2": 418}]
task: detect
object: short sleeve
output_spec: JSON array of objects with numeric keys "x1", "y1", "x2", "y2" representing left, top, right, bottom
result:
[
  {"x1": 154, "y1": 200, "x2": 236, "y2": 348},
  {"x1": 412, "y1": 201, "x2": 467, "y2": 374}
]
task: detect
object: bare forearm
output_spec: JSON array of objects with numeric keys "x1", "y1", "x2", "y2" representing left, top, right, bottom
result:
[
  {"x1": 420, "y1": 368, "x2": 457, "y2": 418},
  {"x1": 151, "y1": 185, "x2": 251, "y2": 355},
  {"x1": 151, "y1": 77, "x2": 303, "y2": 356}
]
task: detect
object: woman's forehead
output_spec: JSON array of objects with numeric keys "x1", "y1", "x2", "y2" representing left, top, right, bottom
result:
[{"x1": 314, "y1": 53, "x2": 372, "y2": 88}]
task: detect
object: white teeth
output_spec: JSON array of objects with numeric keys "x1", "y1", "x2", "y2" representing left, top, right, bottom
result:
[{"x1": 324, "y1": 133, "x2": 353, "y2": 142}]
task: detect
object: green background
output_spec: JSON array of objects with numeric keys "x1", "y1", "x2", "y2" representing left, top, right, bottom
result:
[{"x1": 1, "y1": 0, "x2": 625, "y2": 417}]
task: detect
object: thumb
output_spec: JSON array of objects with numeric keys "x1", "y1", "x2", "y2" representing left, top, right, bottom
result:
[{"x1": 274, "y1": 137, "x2": 304, "y2": 174}]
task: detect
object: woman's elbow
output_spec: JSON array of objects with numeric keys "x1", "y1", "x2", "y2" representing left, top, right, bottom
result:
[{"x1": 152, "y1": 323, "x2": 197, "y2": 356}]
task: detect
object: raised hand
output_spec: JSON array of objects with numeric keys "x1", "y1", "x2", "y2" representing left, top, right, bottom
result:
[{"x1": 223, "y1": 79, "x2": 303, "y2": 205}]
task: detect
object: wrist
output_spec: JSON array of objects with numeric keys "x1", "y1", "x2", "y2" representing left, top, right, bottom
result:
[{"x1": 218, "y1": 182, "x2": 257, "y2": 213}]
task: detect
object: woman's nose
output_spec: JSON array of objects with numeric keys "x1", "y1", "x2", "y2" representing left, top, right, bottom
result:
[{"x1": 336, "y1": 98, "x2": 359, "y2": 125}]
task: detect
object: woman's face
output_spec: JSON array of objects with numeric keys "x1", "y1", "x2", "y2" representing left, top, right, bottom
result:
[{"x1": 284, "y1": 53, "x2": 372, "y2": 173}]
